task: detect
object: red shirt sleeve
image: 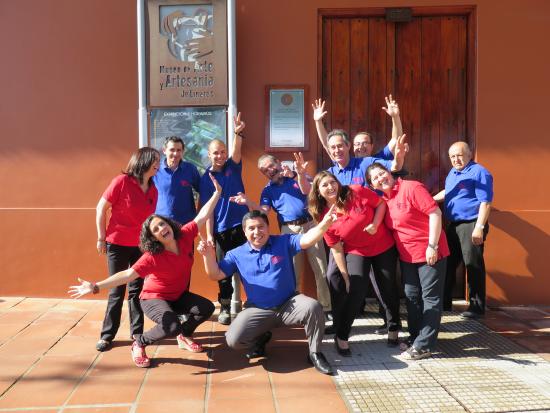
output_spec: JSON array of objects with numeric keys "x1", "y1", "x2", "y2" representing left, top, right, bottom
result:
[
  {"x1": 102, "y1": 175, "x2": 125, "y2": 205},
  {"x1": 355, "y1": 185, "x2": 381, "y2": 208},
  {"x1": 132, "y1": 253, "x2": 155, "y2": 278},
  {"x1": 410, "y1": 182, "x2": 439, "y2": 215},
  {"x1": 180, "y1": 221, "x2": 199, "y2": 239}
]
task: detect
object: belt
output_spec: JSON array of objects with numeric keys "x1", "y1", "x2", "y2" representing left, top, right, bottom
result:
[{"x1": 282, "y1": 216, "x2": 312, "y2": 226}]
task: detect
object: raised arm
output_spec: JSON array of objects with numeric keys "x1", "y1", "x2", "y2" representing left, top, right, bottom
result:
[
  {"x1": 231, "y1": 112, "x2": 245, "y2": 164},
  {"x1": 229, "y1": 192, "x2": 269, "y2": 213},
  {"x1": 293, "y1": 152, "x2": 312, "y2": 194},
  {"x1": 194, "y1": 173, "x2": 221, "y2": 228},
  {"x1": 312, "y1": 99, "x2": 331, "y2": 158},
  {"x1": 197, "y1": 238, "x2": 227, "y2": 281},
  {"x1": 382, "y1": 95, "x2": 403, "y2": 155},
  {"x1": 426, "y1": 206, "x2": 443, "y2": 266},
  {"x1": 69, "y1": 269, "x2": 140, "y2": 299},
  {"x1": 95, "y1": 197, "x2": 111, "y2": 255},
  {"x1": 390, "y1": 134, "x2": 407, "y2": 172},
  {"x1": 472, "y1": 202, "x2": 491, "y2": 245},
  {"x1": 300, "y1": 204, "x2": 336, "y2": 249}
]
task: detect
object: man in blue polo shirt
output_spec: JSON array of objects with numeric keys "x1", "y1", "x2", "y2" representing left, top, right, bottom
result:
[
  {"x1": 153, "y1": 136, "x2": 201, "y2": 224},
  {"x1": 434, "y1": 141, "x2": 493, "y2": 318},
  {"x1": 199, "y1": 112, "x2": 248, "y2": 325},
  {"x1": 197, "y1": 209, "x2": 337, "y2": 375},
  {"x1": 229, "y1": 153, "x2": 331, "y2": 313}
]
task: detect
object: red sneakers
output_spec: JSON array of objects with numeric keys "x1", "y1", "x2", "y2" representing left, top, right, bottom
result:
[{"x1": 131, "y1": 341, "x2": 150, "y2": 368}]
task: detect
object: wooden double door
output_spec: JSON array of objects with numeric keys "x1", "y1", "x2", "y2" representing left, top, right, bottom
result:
[{"x1": 319, "y1": 7, "x2": 475, "y2": 194}]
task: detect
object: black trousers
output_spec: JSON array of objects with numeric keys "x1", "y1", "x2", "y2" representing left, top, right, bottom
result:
[
  {"x1": 99, "y1": 243, "x2": 144, "y2": 341},
  {"x1": 327, "y1": 247, "x2": 400, "y2": 341},
  {"x1": 135, "y1": 291, "x2": 215, "y2": 346},
  {"x1": 444, "y1": 221, "x2": 489, "y2": 313},
  {"x1": 214, "y1": 224, "x2": 247, "y2": 300}
]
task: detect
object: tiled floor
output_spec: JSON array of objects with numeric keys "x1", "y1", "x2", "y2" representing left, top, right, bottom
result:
[{"x1": 0, "y1": 297, "x2": 549, "y2": 412}]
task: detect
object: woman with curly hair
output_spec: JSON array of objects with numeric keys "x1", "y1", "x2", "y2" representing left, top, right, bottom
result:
[
  {"x1": 70, "y1": 174, "x2": 222, "y2": 368},
  {"x1": 94, "y1": 147, "x2": 160, "y2": 353},
  {"x1": 308, "y1": 171, "x2": 401, "y2": 357}
]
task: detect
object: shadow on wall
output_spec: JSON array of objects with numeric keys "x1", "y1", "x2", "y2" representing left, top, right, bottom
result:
[{"x1": 489, "y1": 209, "x2": 550, "y2": 303}]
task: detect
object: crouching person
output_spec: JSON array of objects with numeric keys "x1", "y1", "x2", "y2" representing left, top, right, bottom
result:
[{"x1": 197, "y1": 208, "x2": 337, "y2": 375}]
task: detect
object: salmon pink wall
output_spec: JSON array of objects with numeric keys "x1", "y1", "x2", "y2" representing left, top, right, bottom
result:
[{"x1": 1, "y1": 0, "x2": 549, "y2": 305}]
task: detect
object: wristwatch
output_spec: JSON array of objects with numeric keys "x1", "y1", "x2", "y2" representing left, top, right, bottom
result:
[{"x1": 428, "y1": 243, "x2": 439, "y2": 250}]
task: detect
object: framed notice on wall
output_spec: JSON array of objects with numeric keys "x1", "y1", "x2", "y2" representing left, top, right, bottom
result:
[
  {"x1": 265, "y1": 85, "x2": 309, "y2": 152},
  {"x1": 147, "y1": 0, "x2": 228, "y2": 107}
]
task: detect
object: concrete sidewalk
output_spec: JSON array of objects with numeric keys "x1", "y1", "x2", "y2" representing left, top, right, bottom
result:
[{"x1": 0, "y1": 297, "x2": 549, "y2": 412}]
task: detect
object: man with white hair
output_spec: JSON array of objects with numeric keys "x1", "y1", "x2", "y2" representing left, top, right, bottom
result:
[{"x1": 434, "y1": 142, "x2": 493, "y2": 318}]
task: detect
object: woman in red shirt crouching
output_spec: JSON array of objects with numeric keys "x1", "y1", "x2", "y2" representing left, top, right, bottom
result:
[
  {"x1": 366, "y1": 162, "x2": 449, "y2": 361},
  {"x1": 70, "y1": 174, "x2": 222, "y2": 368},
  {"x1": 308, "y1": 171, "x2": 401, "y2": 357}
]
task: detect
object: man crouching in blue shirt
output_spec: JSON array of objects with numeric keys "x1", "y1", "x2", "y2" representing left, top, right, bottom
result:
[{"x1": 198, "y1": 208, "x2": 337, "y2": 375}]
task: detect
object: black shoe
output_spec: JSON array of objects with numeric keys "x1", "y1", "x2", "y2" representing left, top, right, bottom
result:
[
  {"x1": 387, "y1": 330, "x2": 399, "y2": 347},
  {"x1": 334, "y1": 337, "x2": 351, "y2": 357},
  {"x1": 246, "y1": 331, "x2": 272, "y2": 359},
  {"x1": 461, "y1": 310, "x2": 483, "y2": 319},
  {"x1": 374, "y1": 324, "x2": 388, "y2": 335},
  {"x1": 308, "y1": 352, "x2": 333, "y2": 375},
  {"x1": 96, "y1": 339, "x2": 111, "y2": 352},
  {"x1": 324, "y1": 325, "x2": 335, "y2": 335}
]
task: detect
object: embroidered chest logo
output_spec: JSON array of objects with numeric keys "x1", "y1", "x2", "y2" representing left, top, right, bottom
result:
[
  {"x1": 271, "y1": 255, "x2": 284, "y2": 265},
  {"x1": 458, "y1": 183, "x2": 467, "y2": 190},
  {"x1": 352, "y1": 176, "x2": 364, "y2": 184},
  {"x1": 180, "y1": 179, "x2": 190, "y2": 187},
  {"x1": 396, "y1": 202, "x2": 406, "y2": 210},
  {"x1": 353, "y1": 207, "x2": 363, "y2": 214},
  {"x1": 225, "y1": 170, "x2": 232, "y2": 177},
  {"x1": 292, "y1": 182, "x2": 300, "y2": 189}
]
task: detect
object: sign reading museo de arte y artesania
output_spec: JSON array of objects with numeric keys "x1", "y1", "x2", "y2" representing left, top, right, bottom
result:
[{"x1": 148, "y1": 0, "x2": 228, "y2": 107}]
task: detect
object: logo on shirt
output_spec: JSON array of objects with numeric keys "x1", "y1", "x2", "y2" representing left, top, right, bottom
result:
[
  {"x1": 352, "y1": 176, "x2": 364, "y2": 184},
  {"x1": 458, "y1": 183, "x2": 467, "y2": 190},
  {"x1": 293, "y1": 182, "x2": 300, "y2": 189},
  {"x1": 271, "y1": 255, "x2": 284, "y2": 265},
  {"x1": 225, "y1": 169, "x2": 233, "y2": 177},
  {"x1": 180, "y1": 179, "x2": 190, "y2": 187},
  {"x1": 353, "y1": 207, "x2": 363, "y2": 214}
]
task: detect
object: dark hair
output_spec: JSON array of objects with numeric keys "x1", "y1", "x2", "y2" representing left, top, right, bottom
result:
[
  {"x1": 307, "y1": 171, "x2": 352, "y2": 222},
  {"x1": 124, "y1": 147, "x2": 160, "y2": 185},
  {"x1": 242, "y1": 210, "x2": 269, "y2": 228},
  {"x1": 163, "y1": 136, "x2": 185, "y2": 150},
  {"x1": 327, "y1": 129, "x2": 350, "y2": 146},
  {"x1": 354, "y1": 131, "x2": 375, "y2": 145},
  {"x1": 139, "y1": 214, "x2": 181, "y2": 254},
  {"x1": 365, "y1": 162, "x2": 390, "y2": 186}
]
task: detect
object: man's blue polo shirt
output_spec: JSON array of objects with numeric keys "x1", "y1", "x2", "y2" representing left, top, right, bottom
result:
[
  {"x1": 328, "y1": 156, "x2": 393, "y2": 186},
  {"x1": 444, "y1": 161, "x2": 494, "y2": 222},
  {"x1": 153, "y1": 158, "x2": 200, "y2": 224},
  {"x1": 260, "y1": 177, "x2": 310, "y2": 225},
  {"x1": 218, "y1": 234, "x2": 302, "y2": 309},
  {"x1": 373, "y1": 144, "x2": 393, "y2": 160},
  {"x1": 199, "y1": 157, "x2": 248, "y2": 234}
]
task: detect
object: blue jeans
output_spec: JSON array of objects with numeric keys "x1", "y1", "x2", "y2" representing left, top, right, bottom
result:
[{"x1": 400, "y1": 258, "x2": 446, "y2": 351}]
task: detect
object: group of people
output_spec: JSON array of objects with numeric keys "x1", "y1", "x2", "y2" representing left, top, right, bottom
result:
[{"x1": 69, "y1": 95, "x2": 493, "y2": 375}]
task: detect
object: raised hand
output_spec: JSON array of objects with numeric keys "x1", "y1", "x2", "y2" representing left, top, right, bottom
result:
[
  {"x1": 321, "y1": 204, "x2": 338, "y2": 226},
  {"x1": 197, "y1": 237, "x2": 216, "y2": 256},
  {"x1": 233, "y1": 112, "x2": 245, "y2": 134},
  {"x1": 382, "y1": 94, "x2": 400, "y2": 118},
  {"x1": 293, "y1": 152, "x2": 309, "y2": 175},
  {"x1": 280, "y1": 164, "x2": 295, "y2": 178},
  {"x1": 229, "y1": 192, "x2": 248, "y2": 205},
  {"x1": 68, "y1": 277, "x2": 94, "y2": 299},
  {"x1": 394, "y1": 134, "x2": 407, "y2": 161},
  {"x1": 209, "y1": 173, "x2": 222, "y2": 195},
  {"x1": 312, "y1": 99, "x2": 327, "y2": 121}
]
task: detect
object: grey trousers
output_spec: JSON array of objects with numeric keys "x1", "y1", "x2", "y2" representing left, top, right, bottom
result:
[{"x1": 225, "y1": 294, "x2": 324, "y2": 354}]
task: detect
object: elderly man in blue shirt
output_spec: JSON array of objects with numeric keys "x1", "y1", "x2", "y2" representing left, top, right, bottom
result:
[
  {"x1": 198, "y1": 208, "x2": 337, "y2": 375},
  {"x1": 434, "y1": 141, "x2": 493, "y2": 318}
]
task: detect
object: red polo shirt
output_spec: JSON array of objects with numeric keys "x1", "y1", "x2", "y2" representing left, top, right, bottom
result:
[
  {"x1": 383, "y1": 179, "x2": 449, "y2": 263},
  {"x1": 103, "y1": 174, "x2": 158, "y2": 247},
  {"x1": 133, "y1": 221, "x2": 198, "y2": 301},
  {"x1": 324, "y1": 185, "x2": 395, "y2": 257}
]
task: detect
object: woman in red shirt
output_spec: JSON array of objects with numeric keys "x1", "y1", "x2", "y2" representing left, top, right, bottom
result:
[
  {"x1": 308, "y1": 171, "x2": 401, "y2": 356},
  {"x1": 95, "y1": 147, "x2": 160, "y2": 352},
  {"x1": 366, "y1": 162, "x2": 449, "y2": 360},
  {"x1": 70, "y1": 174, "x2": 222, "y2": 368}
]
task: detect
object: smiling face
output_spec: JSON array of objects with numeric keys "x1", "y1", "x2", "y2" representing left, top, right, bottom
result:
[
  {"x1": 448, "y1": 142, "x2": 472, "y2": 171},
  {"x1": 368, "y1": 166, "x2": 394, "y2": 193},
  {"x1": 244, "y1": 217, "x2": 269, "y2": 249},
  {"x1": 148, "y1": 216, "x2": 174, "y2": 245},
  {"x1": 258, "y1": 157, "x2": 282, "y2": 183},
  {"x1": 318, "y1": 175, "x2": 340, "y2": 204},
  {"x1": 145, "y1": 153, "x2": 161, "y2": 178},
  {"x1": 163, "y1": 141, "x2": 184, "y2": 169},
  {"x1": 353, "y1": 133, "x2": 374, "y2": 157},
  {"x1": 328, "y1": 134, "x2": 351, "y2": 166},
  {"x1": 208, "y1": 141, "x2": 228, "y2": 171}
]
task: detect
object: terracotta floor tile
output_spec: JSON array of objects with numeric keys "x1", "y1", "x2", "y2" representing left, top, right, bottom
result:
[
  {"x1": 8, "y1": 298, "x2": 60, "y2": 311},
  {"x1": 135, "y1": 400, "x2": 203, "y2": 413},
  {"x1": 0, "y1": 355, "x2": 93, "y2": 408},
  {"x1": 67, "y1": 371, "x2": 146, "y2": 405},
  {"x1": 0, "y1": 355, "x2": 38, "y2": 394},
  {"x1": 0, "y1": 336, "x2": 60, "y2": 357},
  {"x1": 63, "y1": 407, "x2": 131, "y2": 413},
  {"x1": 67, "y1": 320, "x2": 104, "y2": 338},
  {"x1": 276, "y1": 394, "x2": 348, "y2": 413},
  {"x1": 0, "y1": 322, "x2": 30, "y2": 344},
  {"x1": 47, "y1": 336, "x2": 99, "y2": 358},
  {"x1": 207, "y1": 396, "x2": 276, "y2": 413},
  {"x1": 0, "y1": 297, "x2": 25, "y2": 310}
]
